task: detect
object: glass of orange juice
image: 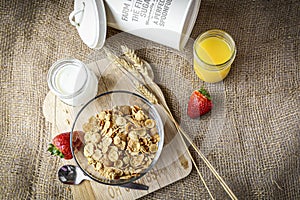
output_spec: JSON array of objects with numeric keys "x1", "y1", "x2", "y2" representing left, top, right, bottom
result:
[{"x1": 193, "y1": 29, "x2": 237, "y2": 83}]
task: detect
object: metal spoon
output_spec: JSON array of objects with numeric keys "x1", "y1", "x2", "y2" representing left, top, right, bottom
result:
[{"x1": 58, "y1": 165, "x2": 149, "y2": 190}]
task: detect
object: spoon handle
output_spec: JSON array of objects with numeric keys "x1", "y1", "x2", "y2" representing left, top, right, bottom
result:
[{"x1": 121, "y1": 182, "x2": 149, "y2": 190}]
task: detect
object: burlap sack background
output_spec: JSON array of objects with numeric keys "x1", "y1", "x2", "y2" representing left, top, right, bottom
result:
[{"x1": 1, "y1": 0, "x2": 299, "y2": 199}]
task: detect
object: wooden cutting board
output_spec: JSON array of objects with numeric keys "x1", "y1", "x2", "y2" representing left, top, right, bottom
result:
[{"x1": 43, "y1": 58, "x2": 192, "y2": 200}]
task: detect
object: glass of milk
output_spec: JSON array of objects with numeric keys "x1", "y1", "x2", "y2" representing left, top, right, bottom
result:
[{"x1": 47, "y1": 59, "x2": 98, "y2": 106}]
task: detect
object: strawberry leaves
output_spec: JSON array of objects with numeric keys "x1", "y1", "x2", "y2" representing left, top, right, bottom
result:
[
  {"x1": 198, "y1": 87, "x2": 211, "y2": 100},
  {"x1": 48, "y1": 144, "x2": 64, "y2": 158}
]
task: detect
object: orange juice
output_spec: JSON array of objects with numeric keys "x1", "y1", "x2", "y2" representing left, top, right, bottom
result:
[{"x1": 193, "y1": 30, "x2": 236, "y2": 83}]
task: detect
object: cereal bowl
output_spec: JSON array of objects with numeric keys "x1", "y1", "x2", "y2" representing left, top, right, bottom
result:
[{"x1": 70, "y1": 90, "x2": 164, "y2": 186}]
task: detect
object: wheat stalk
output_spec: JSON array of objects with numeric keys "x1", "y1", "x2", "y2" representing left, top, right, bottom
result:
[{"x1": 105, "y1": 48, "x2": 237, "y2": 200}]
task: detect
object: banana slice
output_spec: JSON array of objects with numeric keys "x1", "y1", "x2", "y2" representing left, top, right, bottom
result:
[
  {"x1": 102, "y1": 145, "x2": 109, "y2": 154},
  {"x1": 123, "y1": 156, "x2": 130, "y2": 165},
  {"x1": 90, "y1": 133, "x2": 101, "y2": 143},
  {"x1": 119, "y1": 105, "x2": 131, "y2": 115},
  {"x1": 114, "y1": 160, "x2": 123, "y2": 168},
  {"x1": 84, "y1": 133, "x2": 93, "y2": 143},
  {"x1": 97, "y1": 143, "x2": 103, "y2": 150},
  {"x1": 102, "y1": 157, "x2": 113, "y2": 167},
  {"x1": 108, "y1": 149, "x2": 119, "y2": 162},
  {"x1": 128, "y1": 131, "x2": 138, "y2": 141},
  {"x1": 116, "y1": 116, "x2": 126, "y2": 126},
  {"x1": 109, "y1": 146, "x2": 119, "y2": 152},
  {"x1": 84, "y1": 143, "x2": 95, "y2": 157},
  {"x1": 150, "y1": 127, "x2": 158, "y2": 136},
  {"x1": 88, "y1": 116, "x2": 98, "y2": 125},
  {"x1": 102, "y1": 137, "x2": 112, "y2": 147},
  {"x1": 92, "y1": 149, "x2": 103, "y2": 161},
  {"x1": 145, "y1": 119, "x2": 156, "y2": 129},
  {"x1": 125, "y1": 122, "x2": 132, "y2": 133},
  {"x1": 130, "y1": 154, "x2": 144, "y2": 168},
  {"x1": 135, "y1": 128, "x2": 146, "y2": 137},
  {"x1": 83, "y1": 123, "x2": 93, "y2": 132}
]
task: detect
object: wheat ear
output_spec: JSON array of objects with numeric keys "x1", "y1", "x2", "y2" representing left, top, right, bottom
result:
[
  {"x1": 121, "y1": 45, "x2": 148, "y2": 77},
  {"x1": 106, "y1": 47, "x2": 147, "y2": 83},
  {"x1": 121, "y1": 45, "x2": 143, "y2": 66},
  {"x1": 134, "y1": 82, "x2": 158, "y2": 104}
]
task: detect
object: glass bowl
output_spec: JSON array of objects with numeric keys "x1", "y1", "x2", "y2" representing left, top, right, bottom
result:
[{"x1": 70, "y1": 90, "x2": 164, "y2": 186}]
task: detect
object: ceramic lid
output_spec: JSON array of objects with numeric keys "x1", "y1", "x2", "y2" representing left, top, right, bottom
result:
[{"x1": 69, "y1": 0, "x2": 107, "y2": 49}]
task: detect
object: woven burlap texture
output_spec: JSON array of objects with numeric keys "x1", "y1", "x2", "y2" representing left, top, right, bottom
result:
[{"x1": 0, "y1": 0, "x2": 299, "y2": 199}]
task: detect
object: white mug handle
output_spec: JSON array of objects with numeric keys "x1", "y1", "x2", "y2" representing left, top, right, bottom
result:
[{"x1": 69, "y1": 2, "x2": 85, "y2": 27}]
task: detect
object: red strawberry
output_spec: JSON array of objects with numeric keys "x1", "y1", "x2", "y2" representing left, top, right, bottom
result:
[
  {"x1": 48, "y1": 131, "x2": 82, "y2": 160},
  {"x1": 187, "y1": 87, "x2": 213, "y2": 118}
]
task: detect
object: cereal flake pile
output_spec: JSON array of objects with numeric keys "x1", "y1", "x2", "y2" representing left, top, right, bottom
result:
[{"x1": 82, "y1": 105, "x2": 160, "y2": 180}]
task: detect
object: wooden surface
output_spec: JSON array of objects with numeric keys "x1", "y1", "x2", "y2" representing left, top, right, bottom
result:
[{"x1": 43, "y1": 58, "x2": 192, "y2": 200}]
